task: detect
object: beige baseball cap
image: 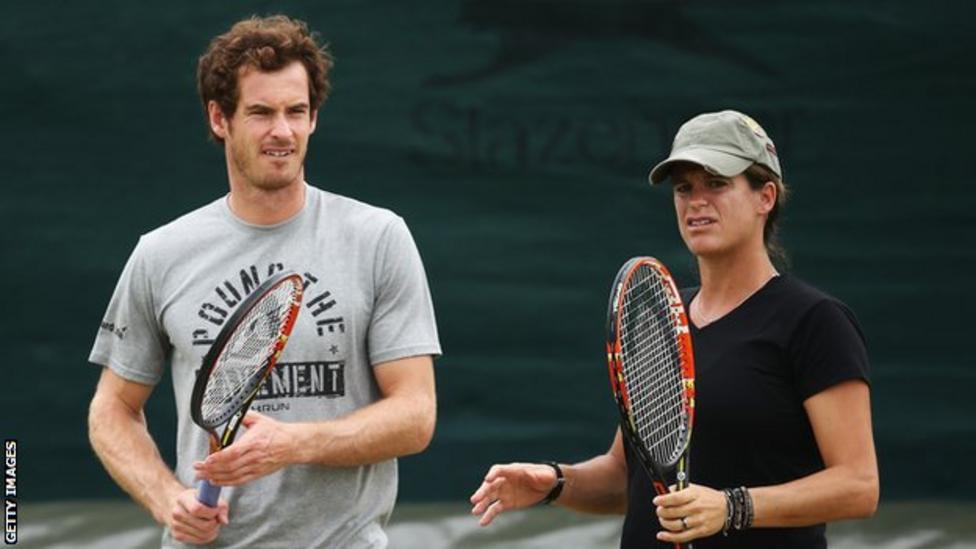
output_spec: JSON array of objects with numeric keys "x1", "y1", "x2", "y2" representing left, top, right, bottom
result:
[{"x1": 648, "y1": 110, "x2": 782, "y2": 185}]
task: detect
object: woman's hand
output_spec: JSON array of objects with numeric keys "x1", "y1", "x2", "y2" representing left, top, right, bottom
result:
[{"x1": 654, "y1": 483, "x2": 727, "y2": 544}]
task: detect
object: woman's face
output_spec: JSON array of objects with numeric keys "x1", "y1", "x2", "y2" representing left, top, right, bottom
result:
[{"x1": 671, "y1": 163, "x2": 775, "y2": 260}]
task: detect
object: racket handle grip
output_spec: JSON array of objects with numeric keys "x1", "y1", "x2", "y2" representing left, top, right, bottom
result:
[{"x1": 197, "y1": 479, "x2": 222, "y2": 507}]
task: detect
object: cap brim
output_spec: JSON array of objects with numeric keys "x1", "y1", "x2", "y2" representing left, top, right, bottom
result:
[{"x1": 648, "y1": 147, "x2": 754, "y2": 185}]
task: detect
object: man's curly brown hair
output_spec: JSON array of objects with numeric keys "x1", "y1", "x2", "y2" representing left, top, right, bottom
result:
[{"x1": 197, "y1": 15, "x2": 334, "y2": 142}]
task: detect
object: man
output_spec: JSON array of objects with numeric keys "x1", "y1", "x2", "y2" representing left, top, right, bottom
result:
[{"x1": 88, "y1": 15, "x2": 440, "y2": 548}]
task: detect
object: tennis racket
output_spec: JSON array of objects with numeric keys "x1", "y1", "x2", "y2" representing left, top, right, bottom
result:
[
  {"x1": 606, "y1": 257, "x2": 695, "y2": 548},
  {"x1": 189, "y1": 270, "x2": 304, "y2": 507}
]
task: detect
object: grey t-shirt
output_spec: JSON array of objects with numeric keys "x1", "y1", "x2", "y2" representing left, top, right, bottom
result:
[{"x1": 89, "y1": 184, "x2": 441, "y2": 548}]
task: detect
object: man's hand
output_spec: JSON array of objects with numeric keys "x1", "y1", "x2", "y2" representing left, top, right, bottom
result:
[
  {"x1": 168, "y1": 487, "x2": 229, "y2": 544},
  {"x1": 193, "y1": 411, "x2": 297, "y2": 486}
]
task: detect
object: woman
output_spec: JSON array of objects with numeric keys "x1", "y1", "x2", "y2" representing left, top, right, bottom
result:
[{"x1": 469, "y1": 110, "x2": 879, "y2": 548}]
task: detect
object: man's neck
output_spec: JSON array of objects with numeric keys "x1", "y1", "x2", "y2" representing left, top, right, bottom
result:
[{"x1": 227, "y1": 179, "x2": 307, "y2": 226}]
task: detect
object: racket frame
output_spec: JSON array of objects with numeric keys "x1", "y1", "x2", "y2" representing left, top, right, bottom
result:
[
  {"x1": 605, "y1": 256, "x2": 696, "y2": 547},
  {"x1": 189, "y1": 270, "x2": 304, "y2": 506}
]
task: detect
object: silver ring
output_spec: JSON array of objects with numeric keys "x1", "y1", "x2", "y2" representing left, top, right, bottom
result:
[{"x1": 680, "y1": 517, "x2": 689, "y2": 530}]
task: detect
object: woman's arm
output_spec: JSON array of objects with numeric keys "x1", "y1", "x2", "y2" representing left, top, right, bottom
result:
[
  {"x1": 470, "y1": 428, "x2": 630, "y2": 525},
  {"x1": 655, "y1": 380, "x2": 879, "y2": 543}
]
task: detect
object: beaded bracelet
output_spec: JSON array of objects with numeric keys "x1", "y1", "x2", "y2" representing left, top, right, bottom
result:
[
  {"x1": 721, "y1": 489, "x2": 735, "y2": 535},
  {"x1": 733, "y1": 486, "x2": 745, "y2": 530},
  {"x1": 742, "y1": 486, "x2": 754, "y2": 529},
  {"x1": 722, "y1": 486, "x2": 755, "y2": 535}
]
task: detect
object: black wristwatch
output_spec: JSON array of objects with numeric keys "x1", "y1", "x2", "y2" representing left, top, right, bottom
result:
[{"x1": 539, "y1": 461, "x2": 565, "y2": 505}]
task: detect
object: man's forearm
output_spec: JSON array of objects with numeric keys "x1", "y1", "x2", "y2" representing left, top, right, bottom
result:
[
  {"x1": 88, "y1": 393, "x2": 184, "y2": 523},
  {"x1": 288, "y1": 391, "x2": 436, "y2": 467}
]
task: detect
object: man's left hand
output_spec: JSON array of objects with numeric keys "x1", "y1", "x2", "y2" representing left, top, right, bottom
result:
[{"x1": 194, "y1": 411, "x2": 298, "y2": 486}]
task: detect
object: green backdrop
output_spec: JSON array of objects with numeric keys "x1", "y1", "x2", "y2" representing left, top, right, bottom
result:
[{"x1": 2, "y1": 1, "x2": 974, "y2": 503}]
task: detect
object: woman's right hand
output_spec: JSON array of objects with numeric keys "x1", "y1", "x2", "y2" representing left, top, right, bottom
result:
[{"x1": 469, "y1": 462, "x2": 560, "y2": 526}]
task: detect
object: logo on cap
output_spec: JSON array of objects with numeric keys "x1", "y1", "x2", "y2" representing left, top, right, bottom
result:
[{"x1": 739, "y1": 113, "x2": 767, "y2": 138}]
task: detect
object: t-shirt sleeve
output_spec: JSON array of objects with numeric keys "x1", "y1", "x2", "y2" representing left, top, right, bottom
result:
[
  {"x1": 789, "y1": 298, "x2": 870, "y2": 400},
  {"x1": 367, "y1": 217, "x2": 442, "y2": 365},
  {"x1": 88, "y1": 237, "x2": 169, "y2": 385}
]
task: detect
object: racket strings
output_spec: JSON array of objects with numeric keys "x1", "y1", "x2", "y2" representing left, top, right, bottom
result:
[
  {"x1": 200, "y1": 281, "x2": 301, "y2": 424},
  {"x1": 619, "y1": 266, "x2": 689, "y2": 466}
]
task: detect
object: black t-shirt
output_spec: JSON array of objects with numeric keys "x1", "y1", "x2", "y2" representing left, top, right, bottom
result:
[{"x1": 620, "y1": 275, "x2": 870, "y2": 549}]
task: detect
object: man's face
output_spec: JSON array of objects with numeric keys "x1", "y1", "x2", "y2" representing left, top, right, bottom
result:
[{"x1": 212, "y1": 61, "x2": 317, "y2": 191}]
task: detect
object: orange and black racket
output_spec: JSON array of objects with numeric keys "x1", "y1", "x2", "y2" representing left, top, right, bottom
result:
[
  {"x1": 189, "y1": 270, "x2": 304, "y2": 507},
  {"x1": 606, "y1": 257, "x2": 696, "y2": 548}
]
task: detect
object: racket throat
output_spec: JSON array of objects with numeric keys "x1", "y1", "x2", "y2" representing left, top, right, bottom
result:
[
  {"x1": 675, "y1": 455, "x2": 690, "y2": 490},
  {"x1": 220, "y1": 410, "x2": 246, "y2": 447},
  {"x1": 208, "y1": 434, "x2": 221, "y2": 454}
]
